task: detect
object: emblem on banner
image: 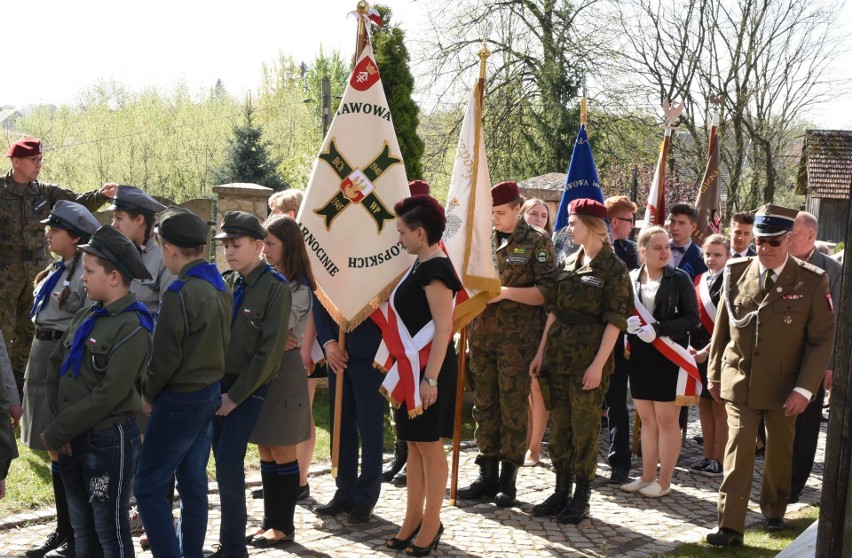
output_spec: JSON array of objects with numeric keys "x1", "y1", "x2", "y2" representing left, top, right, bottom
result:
[
  {"x1": 350, "y1": 56, "x2": 381, "y2": 91},
  {"x1": 314, "y1": 140, "x2": 399, "y2": 232}
]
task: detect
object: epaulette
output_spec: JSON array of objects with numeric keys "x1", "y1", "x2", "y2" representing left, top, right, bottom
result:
[
  {"x1": 726, "y1": 256, "x2": 751, "y2": 267},
  {"x1": 798, "y1": 259, "x2": 826, "y2": 276}
]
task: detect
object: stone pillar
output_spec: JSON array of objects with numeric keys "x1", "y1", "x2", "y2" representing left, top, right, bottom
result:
[{"x1": 212, "y1": 183, "x2": 273, "y2": 271}]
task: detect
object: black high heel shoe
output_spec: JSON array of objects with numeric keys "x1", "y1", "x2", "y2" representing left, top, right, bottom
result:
[
  {"x1": 386, "y1": 523, "x2": 421, "y2": 550},
  {"x1": 405, "y1": 523, "x2": 444, "y2": 556}
]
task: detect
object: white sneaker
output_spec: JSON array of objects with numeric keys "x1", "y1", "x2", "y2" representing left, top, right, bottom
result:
[{"x1": 620, "y1": 478, "x2": 655, "y2": 493}]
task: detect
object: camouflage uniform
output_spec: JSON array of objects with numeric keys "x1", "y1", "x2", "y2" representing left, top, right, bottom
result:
[
  {"x1": 469, "y1": 218, "x2": 556, "y2": 465},
  {"x1": 544, "y1": 244, "x2": 633, "y2": 480},
  {"x1": 0, "y1": 171, "x2": 106, "y2": 376}
]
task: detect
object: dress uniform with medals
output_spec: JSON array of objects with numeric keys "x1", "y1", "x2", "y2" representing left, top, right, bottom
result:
[
  {"x1": 1, "y1": 138, "x2": 109, "y2": 390},
  {"x1": 41, "y1": 225, "x2": 154, "y2": 557},
  {"x1": 706, "y1": 204, "x2": 835, "y2": 547},
  {"x1": 460, "y1": 181, "x2": 556, "y2": 507}
]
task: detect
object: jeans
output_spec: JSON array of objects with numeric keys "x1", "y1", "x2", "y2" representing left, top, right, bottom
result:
[
  {"x1": 328, "y1": 359, "x2": 386, "y2": 507},
  {"x1": 212, "y1": 382, "x2": 268, "y2": 556},
  {"x1": 59, "y1": 418, "x2": 140, "y2": 558},
  {"x1": 135, "y1": 383, "x2": 220, "y2": 558}
]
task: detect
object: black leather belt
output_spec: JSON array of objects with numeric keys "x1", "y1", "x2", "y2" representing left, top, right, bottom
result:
[{"x1": 35, "y1": 328, "x2": 64, "y2": 341}]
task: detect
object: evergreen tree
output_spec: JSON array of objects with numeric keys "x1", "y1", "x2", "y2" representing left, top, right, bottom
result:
[
  {"x1": 214, "y1": 99, "x2": 288, "y2": 191},
  {"x1": 372, "y1": 6, "x2": 425, "y2": 181}
]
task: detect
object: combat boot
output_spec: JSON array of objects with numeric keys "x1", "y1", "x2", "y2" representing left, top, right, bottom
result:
[
  {"x1": 531, "y1": 469, "x2": 573, "y2": 517},
  {"x1": 556, "y1": 477, "x2": 592, "y2": 524},
  {"x1": 457, "y1": 456, "x2": 499, "y2": 500},
  {"x1": 494, "y1": 462, "x2": 519, "y2": 507},
  {"x1": 382, "y1": 441, "x2": 408, "y2": 483}
]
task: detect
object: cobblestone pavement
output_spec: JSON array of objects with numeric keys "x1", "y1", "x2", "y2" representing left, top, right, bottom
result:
[{"x1": 1, "y1": 406, "x2": 826, "y2": 557}]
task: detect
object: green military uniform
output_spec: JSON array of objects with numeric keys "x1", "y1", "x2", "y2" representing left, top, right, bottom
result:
[
  {"x1": 222, "y1": 263, "x2": 291, "y2": 404},
  {"x1": 544, "y1": 244, "x2": 633, "y2": 480},
  {"x1": 142, "y1": 259, "x2": 233, "y2": 401},
  {"x1": 0, "y1": 170, "x2": 107, "y2": 375},
  {"x1": 469, "y1": 218, "x2": 555, "y2": 465},
  {"x1": 709, "y1": 255, "x2": 834, "y2": 535},
  {"x1": 42, "y1": 292, "x2": 152, "y2": 449}
]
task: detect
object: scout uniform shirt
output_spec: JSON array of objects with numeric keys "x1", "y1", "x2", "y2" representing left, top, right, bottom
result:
[
  {"x1": 143, "y1": 259, "x2": 233, "y2": 402},
  {"x1": 472, "y1": 218, "x2": 556, "y2": 349},
  {"x1": 708, "y1": 256, "x2": 835, "y2": 409},
  {"x1": 223, "y1": 262, "x2": 291, "y2": 405},
  {"x1": 545, "y1": 244, "x2": 633, "y2": 376},
  {"x1": 133, "y1": 235, "x2": 177, "y2": 314},
  {"x1": 42, "y1": 293, "x2": 152, "y2": 449},
  {"x1": 32, "y1": 257, "x2": 89, "y2": 331}
]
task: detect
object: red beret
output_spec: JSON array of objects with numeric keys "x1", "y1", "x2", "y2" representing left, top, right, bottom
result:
[
  {"x1": 408, "y1": 179, "x2": 430, "y2": 196},
  {"x1": 6, "y1": 138, "x2": 42, "y2": 158},
  {"x1": 569, "y1": 198, "x2": 607, "y2": 220},
  {"x1": 491, "y1": 181, "x2": 519, "y2": 206}
]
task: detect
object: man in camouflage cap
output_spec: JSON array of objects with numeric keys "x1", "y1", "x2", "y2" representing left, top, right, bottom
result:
[
  {"x1": 459, "y1": 181, "x2": 556, "y2": 507},
  {"x1": 1, "y1": 138, "x2": 117, "y2": 395}
]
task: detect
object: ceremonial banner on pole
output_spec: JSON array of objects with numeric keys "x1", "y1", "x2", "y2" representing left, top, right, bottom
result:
[
  {"x1": 693, "y1": 121, "x2": 722, "y2": 245},
  {"x1": 553, "y1": 101, "x2": 604, "y2": 232},
  {"x1": 297, "y1": 40, "x2": 411, "y2": 332},
  {"x1": 643, "y1": 131, "x2": 672, "y2": 227},
  {"x1": 442, "y1": 79, "x2": 502, "y2": 331}
]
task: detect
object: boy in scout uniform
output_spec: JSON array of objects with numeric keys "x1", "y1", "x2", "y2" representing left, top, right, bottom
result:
[
  {"x1": 211, "y1": 211, "x2": 290, "y2": 557},
  {"x1": 134, "y1": 206, "x2": 231, "y2": 558},
  {"x1": 705, "y1": 204, "x2": 835, "y2": 547},
  {"x1": 459, "y1": 181, "x2": 556, "y2": 507},
  {"x1": 39, "y1": 225, "x2": 155, "y2": 557}
]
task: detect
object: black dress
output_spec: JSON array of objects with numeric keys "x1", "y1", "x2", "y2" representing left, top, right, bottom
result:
[{"x1": 393, "y1": 257, "x2": 462, "y2": 442}]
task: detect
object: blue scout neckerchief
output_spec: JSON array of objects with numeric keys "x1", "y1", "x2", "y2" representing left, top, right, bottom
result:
[
  {"x1": 30, "y1": 260, "x2": 65, "y2": 318},
  {"x1": 231, "y1": 263, "x2": 286, "y2": 321},
  {"x1": 167, "y1": 262, "x2": 227, "y2": 294},
  {"x1": 59, "y1": 301, "x2": 154, "y2": 378}
]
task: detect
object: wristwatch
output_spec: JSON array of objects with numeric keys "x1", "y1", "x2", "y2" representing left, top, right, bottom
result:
[{"x1": 423, "y1": 377, "x2": 438, "y2": 387}]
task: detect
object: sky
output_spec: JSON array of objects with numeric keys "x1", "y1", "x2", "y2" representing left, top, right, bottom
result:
[{"x1": 4, "y1": 0, "x2": 851, "y2": 129}]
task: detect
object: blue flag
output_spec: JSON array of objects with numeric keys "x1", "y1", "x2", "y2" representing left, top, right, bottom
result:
[{"x1": 553, "y1": 124, "x2": 605, "y2": 232}]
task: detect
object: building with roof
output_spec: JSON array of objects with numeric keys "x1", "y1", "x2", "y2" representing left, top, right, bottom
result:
[
  {"x1": 0, "y1": 106, "x2": 21, "y2": 132},
  {"x1": 796, "y1": 129, "x2": 852, "y2": 242}
]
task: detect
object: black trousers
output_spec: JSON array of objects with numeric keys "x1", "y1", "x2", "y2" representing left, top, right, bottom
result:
[
  {"x1": 790, "y1": 385, "x2": 826, "y2": 497},
  {"x1": 604, "y1": 337, "x2": 631, "y2": 470}
]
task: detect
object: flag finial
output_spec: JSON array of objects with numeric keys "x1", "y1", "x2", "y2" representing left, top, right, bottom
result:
[
  {"x1": 581, "y1": 97, "x2": 587, "y2": 125},
  {"x1": 478, "y1": 40, "x2": 490, "y2": 80}
]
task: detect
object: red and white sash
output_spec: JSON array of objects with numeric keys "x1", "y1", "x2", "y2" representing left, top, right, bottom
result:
[
  {"x1": 372, "y1": 263, "x2": 455, "y2": 418},
  {"x1": 694, "y1": 272, "x2": 717, "y2": 335},
  {"x1": 632, "y1": 291, "x2": 702, "y2": 405}
]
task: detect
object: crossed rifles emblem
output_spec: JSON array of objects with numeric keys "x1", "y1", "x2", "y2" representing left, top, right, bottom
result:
[{"x1": 314, "y1": 140, "x2": 400, "y2": 232}]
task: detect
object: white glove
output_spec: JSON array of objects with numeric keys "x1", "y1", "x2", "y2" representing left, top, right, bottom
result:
[
  {"x1": 626, "y1": 316, "x2": 642, "y2": 335},
  {"x1": 637, "y1": 324, "x2": 657, "y2": 343}
]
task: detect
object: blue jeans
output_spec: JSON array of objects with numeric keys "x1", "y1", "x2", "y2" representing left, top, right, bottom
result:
[
  {"x1": 59, "y1": 418, "x2": 140, "y2": 558},
  {"x1": 135, "y1": 383, "x2": 220, "y2": 558},
  {"x1": 328, "y1": 359, "x2": 386, "y2": 507},
  {"x1": 212, "y1": 382, "x2": 268, "y2": 556}
]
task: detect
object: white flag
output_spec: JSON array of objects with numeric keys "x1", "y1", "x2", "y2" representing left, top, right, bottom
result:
[
  {"x1": 442, "y1": 80, "x2": 501, "y2": 331},
  {"x1": 297, "y1": 41, "x2": 411, "y2": 331}
]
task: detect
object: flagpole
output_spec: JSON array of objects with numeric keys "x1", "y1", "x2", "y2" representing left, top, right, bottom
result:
[
  {"x1": 450, "y1": 39, "x2": 490, "y2": 507},
  {"x1": 332, "y1": 0, "x2": 371, "y2": 479}
]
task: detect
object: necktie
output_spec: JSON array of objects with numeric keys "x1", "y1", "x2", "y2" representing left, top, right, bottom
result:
[
  {"x1": 59, "y1": 302, "x2": 153, "y2": 378},
  {"x1": 763, "y1": 270, "x2": 775, "y2": 295},
  {"x1": 30, "y1": 260, "x2": 66, "y2": 318}
]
